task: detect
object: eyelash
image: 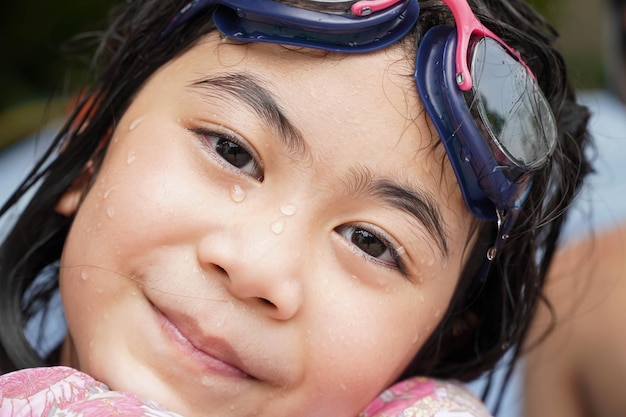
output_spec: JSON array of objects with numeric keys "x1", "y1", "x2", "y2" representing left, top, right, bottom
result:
[
  {"x1": 188, "y1": 127, "x2": 264, "y2": 180},
  {"x1": 336, "y1": 224, "x2": 407, "y2": 277}
]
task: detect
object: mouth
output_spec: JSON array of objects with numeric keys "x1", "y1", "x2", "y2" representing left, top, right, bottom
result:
[{"x1": 152, "y1": 304, "x2": 252, "y2": 380}]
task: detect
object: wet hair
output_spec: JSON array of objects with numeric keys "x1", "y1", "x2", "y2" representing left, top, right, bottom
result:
[{"x1": 0, "y1": 0, "x2": 591, "y2": 411}]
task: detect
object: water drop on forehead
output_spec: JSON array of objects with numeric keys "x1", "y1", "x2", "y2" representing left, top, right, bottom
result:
[{"x1": 230, "y1": 184, "x2": 246, "y2": 203}]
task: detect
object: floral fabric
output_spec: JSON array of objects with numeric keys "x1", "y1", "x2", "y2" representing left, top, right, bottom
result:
[{"x1": 0, "y1": 367, "x2": 492, "y2": 417}]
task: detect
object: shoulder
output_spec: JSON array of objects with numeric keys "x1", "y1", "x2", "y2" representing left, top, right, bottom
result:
[{"x1": 360, "y1": 377, "x2": 493, "y2": 417}]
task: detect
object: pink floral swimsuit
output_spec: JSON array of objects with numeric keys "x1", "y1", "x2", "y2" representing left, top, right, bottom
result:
[{"x1": 0, "y1": 366, "x2": 492, "y2": 417}]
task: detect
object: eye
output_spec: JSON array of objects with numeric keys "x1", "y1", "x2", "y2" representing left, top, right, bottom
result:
[
  {"x1": 190, "y1": 127, "x2": 263, "y2": 180},
  {"x1": 336, "y1": 224, "x2": 405, "y2": 273}
]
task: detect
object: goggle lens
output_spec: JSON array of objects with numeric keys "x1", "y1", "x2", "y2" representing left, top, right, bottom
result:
[{"x1": 467, "y1": 37, "x2": 557, "y2": 170}]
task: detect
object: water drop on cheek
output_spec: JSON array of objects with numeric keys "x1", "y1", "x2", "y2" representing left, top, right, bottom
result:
[
  {"x1": 280, "y1": 204, "x2": 297, "y2": 216},
  {"x1": 230, "y1": 184, "x2": 246, "y2": 203},
  {"x1": 201, "y1": 376, "x2": 215, "y2": 387},
  {"x1": 107, "y1": 207, "x2": 115, "y2": 218},
  {"x1": 129, "y1": 117, "x2": 144, "y2": 131},
  {"x1": 81, "y1": 271, "x2": 89, "y2": 281},
  {"x1": 127, "y1": 151, "x2": 136, "y2": 165},
  {"x1": 270, "y1": 218, "x2": 285, "y2": 234}
]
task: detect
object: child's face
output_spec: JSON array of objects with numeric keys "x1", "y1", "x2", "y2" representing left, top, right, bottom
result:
[{"x1": 58, "y1": 32, "x2": 473, "y2": 417}]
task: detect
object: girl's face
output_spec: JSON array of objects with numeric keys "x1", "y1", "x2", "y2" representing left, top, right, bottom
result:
[{"x1": 58, "y1": 33, "x2": 473, "y2": 417}]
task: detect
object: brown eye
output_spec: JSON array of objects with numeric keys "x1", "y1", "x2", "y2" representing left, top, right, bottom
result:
[
  {"x1": 335, "y1": 224, "x2": 402, "y2": 271},
  {"x1": 215, "y1": 138, "x2": 253, "y2": 169},
  {"x1": 351, "y1": 229, "x2": 386, "y2": 258},
  {"x1": 191, "y1": 128, "x2": 263, "y2": 180}
]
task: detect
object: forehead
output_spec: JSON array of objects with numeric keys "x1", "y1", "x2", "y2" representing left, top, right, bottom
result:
[{"x1": 169, "y1": 36, "x2": 450, "y2": 170}]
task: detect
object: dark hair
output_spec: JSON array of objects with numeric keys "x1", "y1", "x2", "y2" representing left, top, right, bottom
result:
[{"x1": 0, "y1": 0, "x2": 591, "y2": 410}]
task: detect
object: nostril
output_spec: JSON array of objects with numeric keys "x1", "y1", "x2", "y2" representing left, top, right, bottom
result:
[{"x1": 258, "y1": 298, "x2": 276, "y2": 308}]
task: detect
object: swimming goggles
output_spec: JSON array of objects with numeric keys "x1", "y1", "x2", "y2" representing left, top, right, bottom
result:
[{"x1": 162, "y1": 0, "x2": 557, "y2": 259}]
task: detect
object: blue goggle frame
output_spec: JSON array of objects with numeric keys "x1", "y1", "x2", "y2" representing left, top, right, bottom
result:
[
  {"x1": 162, "y1": 0, "x2": 557, "y2": 261},
  {"x1": 162, "y1": 0, "x2": 419, "y2": 52}
]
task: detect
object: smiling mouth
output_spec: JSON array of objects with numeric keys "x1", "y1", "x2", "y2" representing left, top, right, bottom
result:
[{"x1": 152, "y1": 304, "x2": 251, "y2": 379}]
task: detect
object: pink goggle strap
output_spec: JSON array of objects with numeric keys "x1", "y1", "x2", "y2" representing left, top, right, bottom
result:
[
  {"x1": 351, "y1": 0, "x2": 405, "y2": 16},
  {"x1": 442, "y1": 0, "x2": 534, "y2": 91}
]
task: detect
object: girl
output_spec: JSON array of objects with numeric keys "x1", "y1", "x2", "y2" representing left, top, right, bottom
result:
[{"x1": 0, "y1": 0, "x2": 590, "y2": 416}]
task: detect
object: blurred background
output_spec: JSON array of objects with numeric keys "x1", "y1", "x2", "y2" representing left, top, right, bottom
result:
[{"x1": 0, "y1": 0, "x2": 610, "y2": 151}]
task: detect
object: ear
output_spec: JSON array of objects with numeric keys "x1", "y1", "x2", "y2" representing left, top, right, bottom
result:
[
  {"x1": 55, "y1": 164, "x2": 94, "y2": 217},
  {"x1": 55, "y1": 187, "x2": 83, "y2": 217}
]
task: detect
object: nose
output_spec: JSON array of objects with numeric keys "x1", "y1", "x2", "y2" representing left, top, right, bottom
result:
[{"x1": 196, "y1": 214, "x2": 306, "y2": 321}]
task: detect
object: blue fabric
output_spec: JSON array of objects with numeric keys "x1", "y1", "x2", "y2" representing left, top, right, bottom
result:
[{"x1": 22, "y1": 262, "x2": 67, "y2": 358}]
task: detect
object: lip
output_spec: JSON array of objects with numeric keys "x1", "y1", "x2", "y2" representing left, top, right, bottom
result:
[{"x1": 152, "y1": 304, "x2": 252, "y2": 379}]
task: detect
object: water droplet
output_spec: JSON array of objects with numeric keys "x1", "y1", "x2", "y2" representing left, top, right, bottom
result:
[
  {"x1": 435, "y1": 309, "x2": 442, "y2": 318},
  {"x1": 103, "y1": 187, "x2": 115, "y2": 199},
  {"x1": 201, "y1": 376, "x2": 214, "y2": 387},
  {"x1": 280, "y1": 204, "x2": 297, "y2": 216},
  {"x1": 81, "y1": 271, "x2": 89, "y2": 281},
  {"x1": 129, "y1": 117, "x2": 144, "y2": 131},
  {"x1": 461, "y1": 146, "x2": 472, "y2": 163},
  {"x1": 96, "y1": 288, "x2": 104, "y2": 294},
  {"x1": 107, "y1": 207, "x2": 115, "y2": 218},
  {"x1": 127, "y1": 151, "x2": 136, "y2": 165},
  {"x1": 229, "y1": 405, "x2": 236, "y2": 411},
  {"x1": 230, "y1": 184, "x2": 246, "y2": 203},
  {"x1": 271, "y1": 219, "x2": 285, "y2": 234},
  {"x1": 396, "y1": 246, "x2": 406, "y2": 256},
  {"x1": 418, "y1": 294, "x2": 425, "y2": 303}
]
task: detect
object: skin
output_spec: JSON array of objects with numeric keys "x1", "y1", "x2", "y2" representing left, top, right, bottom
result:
[
  {"x1": 56, "y1": 33, "x2": 473, "y2": 417},
  {"x1": 525, "y1": 224, "x2": 626, "y2": 417}
]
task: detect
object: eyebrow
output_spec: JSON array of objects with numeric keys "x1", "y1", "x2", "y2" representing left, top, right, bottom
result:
[
  {"x1": 189, "y1": 72, "x2": 308, "y2": 158},
  {"x1": 346, "y1": 167, "x2": 450, "y2": 257},
  {"x1": 190, "y1": 73, "x2": 449, "y2": 256}
]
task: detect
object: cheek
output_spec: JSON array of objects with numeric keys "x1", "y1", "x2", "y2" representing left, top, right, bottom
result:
[{"x1": 303, "y1": 280, "x2": 454, "y2": 404}]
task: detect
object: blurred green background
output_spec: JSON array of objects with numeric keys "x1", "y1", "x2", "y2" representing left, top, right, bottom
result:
[
  {"x1": 0, "y1": 0, "x2": 608, "y2": 150},
  {"x1": 0, "y1": 1, "x2": 119, "y2": 149}
]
